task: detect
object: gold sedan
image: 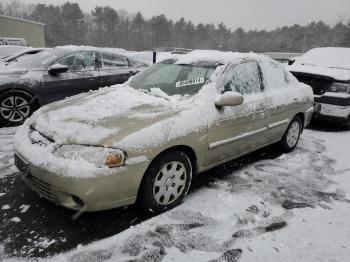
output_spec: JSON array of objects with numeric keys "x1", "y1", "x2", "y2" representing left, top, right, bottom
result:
[{"x1": 14, "y1": 51, "x2": 314, "y2": 213}]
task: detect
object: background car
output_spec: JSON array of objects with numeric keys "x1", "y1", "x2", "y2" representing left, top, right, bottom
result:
[
  {"x1": 289, "y1": 47, "x2": 350, "y2": 128},
  {"x1": 14, "y1": 51, "x2": 314, "y2": 214},
  {"x1": 0, "y1": 46, "x2": 144, "y2": 127},
  {"x1": 0, "y1": 37, "x2": 27, "y2": 46},
  {"x1": 0, "y1": 47, "x2": 48, "y2": 66}
]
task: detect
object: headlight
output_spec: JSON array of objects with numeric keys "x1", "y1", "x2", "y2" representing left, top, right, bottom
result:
[
  {"x1": 328, "y1": 82, "x2": 350, "y2": 93},
  {"x1": 53, "y1": 145, "x2": 126, "y2": 168}
]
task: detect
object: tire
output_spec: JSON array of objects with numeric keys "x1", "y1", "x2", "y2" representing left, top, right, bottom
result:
[
  {"x1": 138, "y1": 150, "x2": 193, "y2": 214},
  {"x1": 0, "y1": 90, "x2": 37, "y2": 127},
  {"x1": 344, "y1": 115, "x2": 350, "y2": 130},
  {"x1": 280, "y1": 117, "x2": 302, "y2": 153}
]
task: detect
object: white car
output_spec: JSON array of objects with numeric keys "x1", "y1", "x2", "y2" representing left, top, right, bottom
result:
[{"x1": 289, "y1": 47, "x2": 350, "y2": 127}]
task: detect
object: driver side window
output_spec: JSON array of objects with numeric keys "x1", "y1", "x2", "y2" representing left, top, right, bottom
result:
[
  {"x1": 224, "y1": 61, "x2": 262, "y2": 95},
  {"x1": 57, "y1": 52, "x2": 95, "y2": 72}
]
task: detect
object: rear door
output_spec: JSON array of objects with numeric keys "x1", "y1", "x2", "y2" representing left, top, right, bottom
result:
[
  {"x1": 42, "y1": 51, "x2": 100, "y2": 103},
  {"x1": 205, "y1": 60, "x2": 267, "y2": 166},
  {"x1": 259, "y1": 59, "x2": 298, "y2": 143},
  {"x1": 99, "y1": 52, "x2": 133, "y2": 87}
]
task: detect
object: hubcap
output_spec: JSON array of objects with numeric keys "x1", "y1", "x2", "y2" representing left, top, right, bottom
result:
[
  {"x1": 153, "y1": 161, "x2": 187, "y2": 205},
  {"x1": 286, "y1": 121, "x2": 300, "y2": 148},
  {"x1": 0, "y1": 96, "x2": 30, "y2": 122}
]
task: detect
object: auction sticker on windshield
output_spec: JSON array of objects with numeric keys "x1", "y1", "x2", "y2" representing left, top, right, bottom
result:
[{"x1": 176, "y1": 77, "x2": 205, "y2": 88}]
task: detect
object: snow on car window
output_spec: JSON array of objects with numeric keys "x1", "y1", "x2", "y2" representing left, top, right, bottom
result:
[
  {"x1": 129, "y1": 59, "x2": 216, "y2": 96},
  {"x1": 259, "y1": 59, "x2": 288, "y2": 90},
  {"x1": 102, "y1": 53, "x2": 129, "y2": 69},
  {"x1": 224, "y1": 62, "x2": 262, "y2": 94},
  {"x1": 57, "y1": 52, "x2": 95, "y2": 71}
]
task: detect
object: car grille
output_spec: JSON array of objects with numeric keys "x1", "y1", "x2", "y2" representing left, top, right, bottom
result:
[
  {"x1": 292, "y1": 72, "x2": 333, "y2": 95},
  {"x1": 23, "y1": 174, "x2": 55, "y2": 201}
]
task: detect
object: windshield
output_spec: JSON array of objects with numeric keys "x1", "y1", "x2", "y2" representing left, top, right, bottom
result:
[
  {"x1": 129, "y1": 59, "x2": 217, "y2": 96},
  {"x1": 0, "y1": 46, "x2": 28, "y2": 58},
  {"x1": 7, "y1": 48, "x2": 69, "y2": 69},
  {"x1": 296, "y1": 47, "x2": 350, "y2": 70}
]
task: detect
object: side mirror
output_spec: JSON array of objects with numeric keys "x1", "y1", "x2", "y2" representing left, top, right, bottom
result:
[
  {"x1": 215, "y1": 91, "x2": 244, "y2": 108},
  {"x1": 48, "y1": 64, "x2": 69, "y2": 76},
  {"x1": 288, "y1": 58, "x2": 295, "y2": 65}
]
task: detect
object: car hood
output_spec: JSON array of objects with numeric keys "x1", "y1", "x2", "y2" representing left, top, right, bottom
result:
[
  {"x1": 29, "y1": 85, "x2": 199, "y2": 148},
  {"x1": 289, "y1": 64, "x2": 350, "y2": 81}
]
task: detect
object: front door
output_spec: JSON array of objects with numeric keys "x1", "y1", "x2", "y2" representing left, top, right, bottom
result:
[
  {"x1": 205, "y1": 60, "x2": 267, "y2": 166},
  {"x1": 42, "y1": 51, "x2": 100, "y2": 104}
]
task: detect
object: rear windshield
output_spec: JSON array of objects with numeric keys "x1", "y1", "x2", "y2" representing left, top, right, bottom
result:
[{"x1": 129, "y1": 59, "x2": 217, "y2": 96}]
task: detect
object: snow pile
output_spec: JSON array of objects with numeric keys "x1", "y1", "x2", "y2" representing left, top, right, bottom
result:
[{"x1": 0, "y1": 127, "x2": 18, "y2": 179}]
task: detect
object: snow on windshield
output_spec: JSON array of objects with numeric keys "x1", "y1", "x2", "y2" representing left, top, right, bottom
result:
[{"x1": 295, "y1": 47, "x2": 350, "y2": 70}]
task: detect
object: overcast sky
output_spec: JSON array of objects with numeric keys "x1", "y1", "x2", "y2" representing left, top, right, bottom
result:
[{"x1": 12, "y1": 0, "x2": 350, "y2": 30}]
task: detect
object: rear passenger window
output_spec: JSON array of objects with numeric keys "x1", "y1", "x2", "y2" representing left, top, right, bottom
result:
[
  {"x1": 259, "y1": 59, "x2": 288, "y2": 90},
  {"x1": 102, "y1": 53, "x2": 129, "y2": 69},
  {"x1": 225, "y1": 62, "x2": 262, "y2": 95}
]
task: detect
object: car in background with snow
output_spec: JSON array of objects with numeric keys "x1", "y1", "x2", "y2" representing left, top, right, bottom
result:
[
  {"x1": 0, "y1": 47, "x2": 48, "y2": 67},
  {"x1": 0, "y1": 46, "x2": 143, "y2": 127},
  {"x1": 0, "y1": 37, "x2": 27, "y2": 46},
  {"x1": 289, "y1": 47, "x2": 350, "y2": 128},
  {"x1": 14, "y1": 51, "x2": 314, "y2": 214}
]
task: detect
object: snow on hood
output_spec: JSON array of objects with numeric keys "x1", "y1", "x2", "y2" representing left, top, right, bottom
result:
[
  {"x1": 29, "y1": 85, "x2": 186, "y2": 146},
  {"x1": 289, "y1": 47, "x2": 350, "y2": 81},
  {"x1": 289, "y1": 64, "x2": 350, "y2": 81}
]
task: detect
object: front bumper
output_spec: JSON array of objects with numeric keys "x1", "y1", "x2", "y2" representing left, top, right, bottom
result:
[
  {"x1": 313, "y1": 93, "x2": 350, "y2": 122},
  {"x1": 14, "y1": 124, "x2": 150, "y2": 212}
]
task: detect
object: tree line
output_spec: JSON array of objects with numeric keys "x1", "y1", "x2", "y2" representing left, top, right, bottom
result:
[{"x1": 1, "y1": 0, "x2": 350, "y2": 52}]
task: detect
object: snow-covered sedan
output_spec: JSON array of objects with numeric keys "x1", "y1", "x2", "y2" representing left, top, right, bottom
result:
[
  {"x1": 14, "y1": 51, "x2": 314, "y2": 213},
  {"x1": 289, "y1": 47, "x2": 350, "y2": 127}
]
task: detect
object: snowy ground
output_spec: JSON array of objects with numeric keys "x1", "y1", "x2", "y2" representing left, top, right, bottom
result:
[{"x1": 0, "y1": 123, "x2": 349, "y2": 261}]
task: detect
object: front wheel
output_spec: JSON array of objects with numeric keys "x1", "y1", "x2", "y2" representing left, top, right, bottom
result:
[
  {"x1": 138, "y1": 150, "x2": 193, "y2": 214},
  {"x1": 0, "y1": 90, "x2": 36, "y2": 127},
  {"x1": 280, "y1": 117, "x2": 302, "y2": 153}
]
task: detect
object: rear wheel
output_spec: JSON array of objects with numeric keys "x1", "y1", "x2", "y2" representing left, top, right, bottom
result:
[
  {"x1": 280, "y1": 117, "x2": 302, "y2": 153},
  {"x1": 0, "y1": 90, "x2": 36, "y2": 127},
  {"x1": 138, "y1": 150, "x2": 193, "y2": 214}
]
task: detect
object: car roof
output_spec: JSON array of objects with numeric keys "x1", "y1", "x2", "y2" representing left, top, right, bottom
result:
[
  {"x1": 170, "y1": 50, "x2": 266, "y2": 66},
  {"x1": 54, "y1": 45, "x2": 127, "y2": 56}
]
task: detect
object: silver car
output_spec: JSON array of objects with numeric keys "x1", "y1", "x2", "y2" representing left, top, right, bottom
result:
[{"x1": 14, "y1": 51, "x2": 314, "y2": 213}]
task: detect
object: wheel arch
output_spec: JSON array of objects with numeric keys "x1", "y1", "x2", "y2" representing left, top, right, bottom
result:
[
  {"x1": 294, "y1": 112, "x2": 305, "y2": 132},
  {"x1": 0, "y1": 88, "x2": 40, "y2": 108},
  {"x1": 136, "y1": 145, "x2": 199, "y2": 200}
]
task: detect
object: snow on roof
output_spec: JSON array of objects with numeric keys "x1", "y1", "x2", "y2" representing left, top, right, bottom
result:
[
  {"x1": 173, "y1": 50, "x2": 264, "y2": 65},
  {"x1": 294, "y1": 47, "x2": 350, "y2": 70},
  {"x1": 53, "y1": 45, "x2": 127, "y2": 54}
]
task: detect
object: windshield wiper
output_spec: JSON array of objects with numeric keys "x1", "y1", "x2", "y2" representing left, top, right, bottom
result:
[{"x1": 138, "y1": 89, "x2": 170, "y2": 100}]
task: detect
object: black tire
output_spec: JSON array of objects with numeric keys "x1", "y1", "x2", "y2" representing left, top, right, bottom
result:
[
  {"x1": 344, "y1": 115, "x2": 350, "y2": 130},
  {"x1": 280, "y1": 117, "x2": 302, "y2": 153},
  {"x1": 0, "y1": 90, "x2": 37, "y2": 127},
  {"x1": 138, "y1": 150, "x2": 193, "y2": 214}
]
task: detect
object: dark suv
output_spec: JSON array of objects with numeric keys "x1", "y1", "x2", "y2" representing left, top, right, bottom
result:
[{"x1": 0, "y1": 46, "x2": 144, "y2": 126}]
